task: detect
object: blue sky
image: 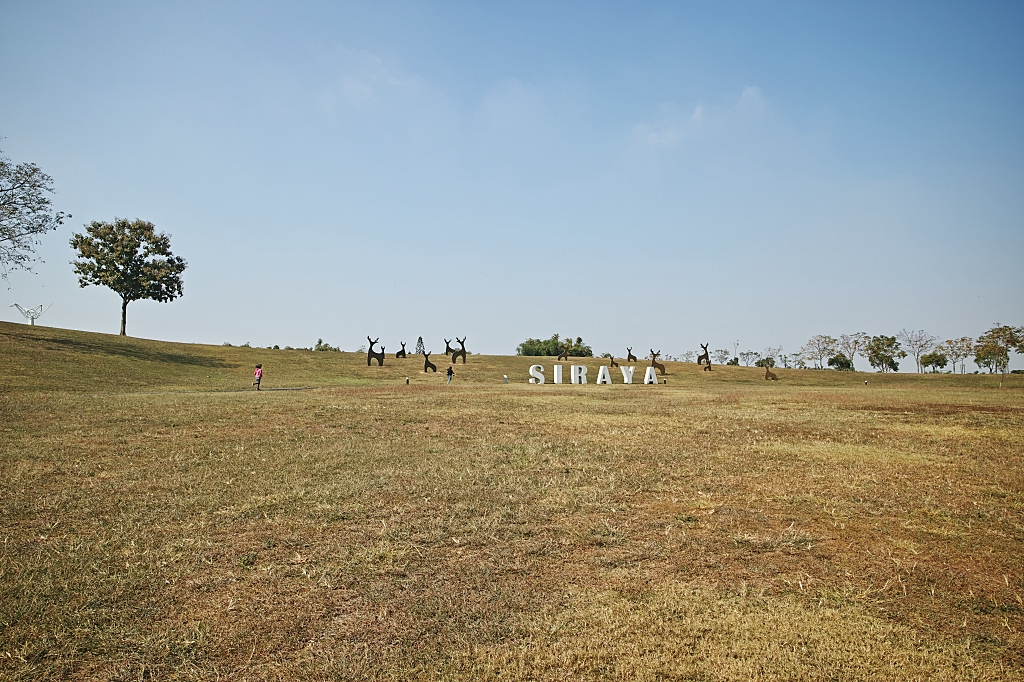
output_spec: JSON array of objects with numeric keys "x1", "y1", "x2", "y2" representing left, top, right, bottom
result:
[{"x1": 2, "y1": 1, "x2": 1022, "y2": 368}]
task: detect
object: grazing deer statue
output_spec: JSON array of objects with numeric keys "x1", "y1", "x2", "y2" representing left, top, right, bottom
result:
[
  {"x1": 609, "y1": 356, "x2": 619, "y2": 368},
  {"x1": 626, "y1": 347, "x2": 637, "y2": 363},
  {"x1": 697, "y1": 343, "x2": 710, "y2": 366},
  {"x1": 452, "y1": 336, "x2": 468, "y2": 364},
  {"x1": 395, "y1": 342, "x2": 407, "y2": 359},
  {"x1": 367, "y1": 337, "x2": 385, "y2": 366},
  {"x1": 557, "y1": 345, "x2": 570, "y2": 361},
  {"x1": 650, "y1": 349, "x2": 666, "y2": 376},
  {"x1": 764, "y1": 366, "x2": 777, "y2": 381},
  {"x1": 423, "y1": 351, "x2": 437, "y2": 373},
  {"x1": 444, "y1": 338, "x2": 455, "y2": 356}
]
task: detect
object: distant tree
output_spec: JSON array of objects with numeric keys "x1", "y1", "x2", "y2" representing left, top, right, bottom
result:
[
  {"x1": 799, "y1": 335, "x2": 838, "y2": 370},
  {"x1": 920, "y1": 350, "x2": 948, "y2": 373},
  {"x1": 516, "y1": 334, "x2": 592, "y2": 357},
  {"x1": 836, "y1": 333, "x2": 869, "y2": 371},
  {"x1": 779, "y1": 354, "x2": 791, "y2": 369},
  {"x1": 974, "y1": 325, "x2": 1022, "y2": 384},
  {"x1": 1, "y1": 146, "x2": 71, "y2": 278},
  {"x1": 762, "y1": 346, "x2": 782, "y2": 367},
  {"x1": 865, "y1": 335, "x2": 905, "y2": 373},
  {"x1": 713, "y1": 349, "x2": 731, "y2": 365},
  {"x1": 726, "y1": 357, "x2": 739, "y2": 366},
  {"x1": 755, "y1": 356, "x2": 775, "y2": 368},
  {"x1": 739, "y1": 350, "x2": 760, "y2": 366},
  {"x1": 415, "y1": 337, "x2": 426, "y2": 355},
  {"x1": 314, "y1": 338, "x2": 340, "y2": 352},
  {"x1": 942, "y1": 337, "x2": 972, "y2": 374},
  {"x1": 897, "y1": 329, "x2": 938, "y2": 373},
  {"x1": 70, "y1": 218, "x2": 187, "y2": 336},
  {"x1": 680, "y1": 350, "x2": 696, "y2": 363},
  {"x1": 827, "y1": 353, "x2": 854, "y2": 371}
]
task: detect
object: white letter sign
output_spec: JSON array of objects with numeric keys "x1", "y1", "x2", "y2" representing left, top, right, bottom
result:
[
  {"x1": 596, "y1": 365, "x2": 612, "y2": 384},
  {"x1": 553, "y1": 364, "x2": 563, "y2": 384},
  {"x1": 529, "y1": 365, "x2": 545, "y2": 384},
  {"x1": 620, "y1": 366, "x2": 635, "y2": 384},
  {"x1": 570, "y1": 365, "x2": 588, "y2": 384},
  {"x1": 643, "y1": 366, "x2": 658, "y2": 384}
]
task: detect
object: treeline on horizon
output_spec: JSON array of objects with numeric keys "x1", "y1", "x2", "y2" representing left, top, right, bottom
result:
[{"x1": 512, "y1": 326, "x2": 1024, "y2": 375}]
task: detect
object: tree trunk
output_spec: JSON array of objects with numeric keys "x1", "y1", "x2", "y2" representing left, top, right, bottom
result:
[{"x1": 120, "y1": 298, "x2": 128, "y2": 336}]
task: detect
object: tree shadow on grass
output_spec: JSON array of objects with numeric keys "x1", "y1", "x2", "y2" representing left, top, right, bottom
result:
[{"x1": 19, "y1": 333, "x2": 240, "y2": 369}]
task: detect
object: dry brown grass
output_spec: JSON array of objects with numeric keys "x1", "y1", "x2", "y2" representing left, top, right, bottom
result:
[{"x1": 1, "y1": 322, "x2": 1022, "y2": 680}]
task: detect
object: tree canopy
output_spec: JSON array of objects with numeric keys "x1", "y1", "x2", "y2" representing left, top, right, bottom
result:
[
  {"x1": 865, "y1": 335, "x2": 905, "y2": 373},
  {"x1": 516, "y1": 334, "x2": 593, "y2": 357},
  {"x1": 70, "y1": 218, "x2": 186, "y2": 336},
  {"x1": 0, "y1": 147, "x2": 70, "y2": 278}
]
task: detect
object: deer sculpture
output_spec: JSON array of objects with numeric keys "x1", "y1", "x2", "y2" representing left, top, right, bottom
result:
[
  {"x1": 626, "y1": 347, "x2": 637, "y2": 363},
  {"x1": 764, "y1": 366, "x2": 777, "y2": 381},
  {"x1": 650, "y1": 349, "x2": 666, "y2": 376},
  {"x1": 444, "y1": 338, "x2": 455, "y2": 356},
  {"x1": 697, "y1": 343, "x2": 710, "y2": 366},
  {"x1": 396, "y1": 342, "x2": 407, "y2": 359},
  {"x1": 367, "y1": 337, "x2": 385, "y2": 366},
  {"x1": 610, "y1": 356, "x2": 619, "y2": 368},
  {"x1": 452, "y1": 337, "x2": 468, "y2": 364},
  {"x1": 423, "y1": 351, "x2": 437, "y2": 373},
  {"x1": 557, "y1": 345, "x2": 570, "y2": 361}
]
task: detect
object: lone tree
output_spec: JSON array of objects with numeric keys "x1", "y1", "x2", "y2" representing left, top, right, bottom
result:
[
  {"x1": 415, "y1": 336, "x2": 426, "y2": 355},
  {"x1": 70, "y1": 218, "x2": 186, "y2": 336},
  {"x1": 0, "y1": 146, "x2": 70, "y2": 278},
  {"x1": 920, "y1": 350, "x2": 948, "y2": 373}
]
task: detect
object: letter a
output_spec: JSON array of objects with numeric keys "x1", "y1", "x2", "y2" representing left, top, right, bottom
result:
[
  {"x1": 620, "y1": 366, "x2": 635, "y2": 384},
  {"x1": 596, "y1": 366, "x2": 612, "y2": 384},
  {"x1": 553, "y1": 364, "x2": 563, "y2": 384},
  {"x1": 643, "y1": 366, "x2": 658, "y2": 384},
  {"x1": 529, "y1": 365, "x2": 545, "y2": 384}
]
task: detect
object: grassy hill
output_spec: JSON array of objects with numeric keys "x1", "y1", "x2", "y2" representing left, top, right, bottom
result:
[
  {"x1": 2, "y1": 321, "x2": 1017, "y2": 393},
  {"x1": 1, "y1": 321, "x2": 1023, "y2": 679}
]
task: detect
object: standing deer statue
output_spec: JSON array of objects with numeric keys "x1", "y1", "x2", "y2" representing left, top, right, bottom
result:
[
  {"x1": 609, "y1": 356, "x2": 619, "y2": 368},
  {"x1": 697, "y1": 343, "x2": 710, "y2": 366},
  {"x1": 650, "y1": 349, "x2": 666, "y2": 376},
  {"x1": 626, "y1": 347, "x2": 637, "y2": 363},
  {"x1": 444, "y1": 338, "x2": 455, "y2": 356},
  {"x1": 764, "y1": 366, "x2": 777, "y2": 381},
  {"x1": 452, "y1": 337, "x2": 468, "y2": 364},
  {"x1": 367, "y1": 337, "x2": 385, "y2": 366},
  {"x1": 557, "y1": 345, "x2": 570, "y2": 361},
  {"x1": 423, "y1": 351, "x2": 437, "y2": 373},
  {"x1": 396, "y1": 342, "x2": 407, "y2": 359}
]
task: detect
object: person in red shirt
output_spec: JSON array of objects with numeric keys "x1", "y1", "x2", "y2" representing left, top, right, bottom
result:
[{"x1": 253, "y1": 364, "x2": 263, "y2": 390}]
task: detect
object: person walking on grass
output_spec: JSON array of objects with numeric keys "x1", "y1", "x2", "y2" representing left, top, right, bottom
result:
[
  {"x1": 446, "y1": 365, "x2": 454, "y2": 385},
  {"x1": 253, "y1": 364, "x2": 263, "y2": 390}
]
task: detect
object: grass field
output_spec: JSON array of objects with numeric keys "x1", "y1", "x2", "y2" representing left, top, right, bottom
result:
[{"x1": 2, "y1": 320, "x2": 1023, "y2": 680}]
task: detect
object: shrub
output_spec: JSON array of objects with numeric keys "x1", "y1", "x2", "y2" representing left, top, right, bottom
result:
[
  {"x1": 827, "y1": 353, "x2": 854, "y2": 371},
  {"x1": 516, "y1": 334, "x2": 593, "y2": 357},
  {"x1": 314, "y1": 338, "x2": 340, "y2": 352}
]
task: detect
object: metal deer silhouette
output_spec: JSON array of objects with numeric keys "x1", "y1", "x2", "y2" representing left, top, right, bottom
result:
[
  {"x1": 557, "y1": 345, "x2": 570, "y2": 361},
  {"x1": 367, "y1": 337, "x2": 385, "y2": 366},
  {"x1": 610, "y1": 356, "x2": 619, "y2": 368},
  {"x1": 764, "y1": 366, "x2": 777, "y2": 381},
  {"x1": 626, "y1": 347, "x2": 637, "y2": 363},
  {"x1": 396, "y1": 342, "x2": 407, "y2": 359},
  {"x1": 423, "y1": 351, "x2": 437, "y2": 373},
  {"x1": 444, "y1": 338, "x2": 455, "y2": 356},
  {"x1": 697, "y1": 343, "x2": 710, "y2": 366},
  {"x1": 650, "y1": 349, "x2": 666, "y2": 376},
  {"x1": 452, "y1": 337, "x2": 468, "y2": 364}
]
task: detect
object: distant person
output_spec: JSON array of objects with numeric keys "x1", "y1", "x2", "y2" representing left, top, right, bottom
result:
[
  {"x1": 253, "y1": 364, "x2": 263, "y2": 391},
  {"x1": 446, "y1": 365, "x2": 454, "y2": 385}
]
